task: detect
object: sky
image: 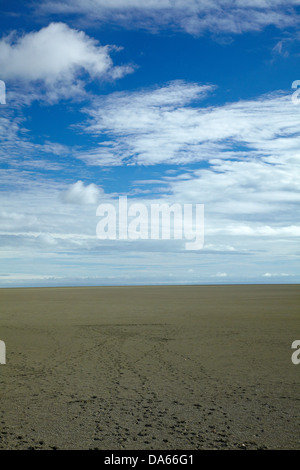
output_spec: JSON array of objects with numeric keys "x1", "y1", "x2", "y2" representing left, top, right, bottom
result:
[{"x1": 0, "y1": 0, "x2": 300, "y2": 287}]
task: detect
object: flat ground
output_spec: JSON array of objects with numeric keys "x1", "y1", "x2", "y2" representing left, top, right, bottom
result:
[{"x1": 0, "y1": 284, "x2": 299, "y2": 450}]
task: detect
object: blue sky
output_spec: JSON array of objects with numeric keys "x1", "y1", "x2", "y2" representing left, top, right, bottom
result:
[{"x1": 0, "y1": 0, "x2": 300, "y2": 287}]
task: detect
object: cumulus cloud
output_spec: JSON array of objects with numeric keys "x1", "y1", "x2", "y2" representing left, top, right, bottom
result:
[
  {"x1": 0, "y1": 22, "x2": 133, "y2": 101},
  {"x1": 36, "y1": 233, "x2": 58, "y2": 247},
  {"x1": 61, "y1": 180, "x2": 102, "y2": 205},
  {"x1": 37, "y1": 0, "x2": 300, "y2": 35}
]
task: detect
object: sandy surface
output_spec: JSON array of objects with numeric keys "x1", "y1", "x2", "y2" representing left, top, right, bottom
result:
[{"x1": 0, "y1": 284, "x2": 299, "y2": 450}]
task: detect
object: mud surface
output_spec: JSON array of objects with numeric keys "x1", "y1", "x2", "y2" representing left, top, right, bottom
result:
[{"x1": 0, "y1": 285, "x2": 299, "y2": 450}]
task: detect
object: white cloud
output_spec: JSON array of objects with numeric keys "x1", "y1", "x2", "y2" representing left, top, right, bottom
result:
[
  {"x1": 1, "y1": 79, "x2": 299, "y2": 282},
  {"x1": 263, "y1": 272, "x2": 291, "y2": 277},
  {"x1": 0, "y1": 273, "x2": 61, "y2": 281},
  {"x1": 37, "y1": 0, "x2": 300, "y2": 35},
  {"x1": 36, "y1": 233, "x2": 58, "y2": 246},
  {"x1": 0, "y1": 177, "x2": 299, "y2": 286},
  {"x1": 0, "y1": 211, "x2": 38, "y2": 231},
  {"x1": 77, "y1": 81, "x2": 300, "y2": 168},
  {"x1": 0, "y1": 22, "x2": 133, "y2": 101},
  {"x1": 61, "y1": 180, "x2": 102, "y2": 205},
  {"x1": 77, "y1": 81, "x2": 216, "y2": 165},
  {"x1": 169, "y1": 155, "x2": 300, "y2": 214}
]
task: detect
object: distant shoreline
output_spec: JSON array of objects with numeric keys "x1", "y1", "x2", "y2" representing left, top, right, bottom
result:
[{"x1": 0, "y1": 282, "x2": 299, "y2": 290}]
